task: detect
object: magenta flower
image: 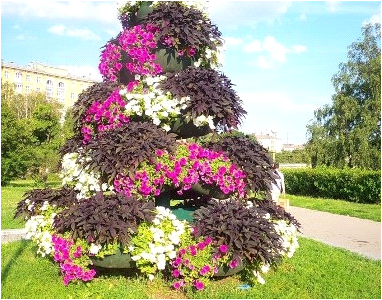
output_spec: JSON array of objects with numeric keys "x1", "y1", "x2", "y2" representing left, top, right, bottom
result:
[
  {"x1": 204, "y1": 237, "x2": 213, "y2": 245},
  {"x1": 173, "y1": 281, "x2": 182, "y2": 289},
  {"x1": 194, "y1": 280, "x2": 204, "y2": 290},
  {"x1": 219, "y1": 244, "x2": 229, "y2": 254},
  {"x1": 197, "y1": 242, "x2": 206, "y2": 250},
  {"x1": 173, "y1": 269, "x2": 180, "y2": 278},
  {"x1": 229, "y1": 259, "x2": 239, "y2": 269}
]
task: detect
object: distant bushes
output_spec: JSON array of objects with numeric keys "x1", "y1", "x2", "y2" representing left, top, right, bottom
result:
[{"x1": 283, "y1": 168, "x2": 381, "y2": 204}]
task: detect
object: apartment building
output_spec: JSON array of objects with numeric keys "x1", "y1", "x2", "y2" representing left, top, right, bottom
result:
[{"x1": 1, "y1": 60, "x2": 99, "y2": 110}]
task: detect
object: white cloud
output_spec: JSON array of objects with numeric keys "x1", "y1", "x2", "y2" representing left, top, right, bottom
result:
[
  {"x1": 59, "y1": 65, "x2": 102, "y2": 82},
  {"x1": 16, "y1": 34, "x2": 25, "y2": 40},
  {"x1": 2, "y1": 1, "x2": 119, "y2": 25},
  {"x1": 363, "y1": 13, "x2": 381, "y2": 26},
  {"x1": 48, "y1": 25, "x2": 101, "y2": 41},
  {"x1": 12, "y1": 24, "x2": 22, "y2": 30},
  {"x1": 224, "y1": 37, "x2": 243, "y2": 46},
  {"x1": 298, "y1": 13, "x2": 307, "y2": 21},
  {"x1": 243, "y1": 40, "x2": 262, "y2": 53},
  {"x1": 243, "y1": 36, "x2": 307, "y2": 69},
  {"x1": 326, "y1": 1, "x2": 341, "y2": 13},
  {"x1": 291, "y1": 45, "x2": 307, "y2": 54},
  {"x1": 207, "y1": 1, "x2": 292, "y2": 29}
]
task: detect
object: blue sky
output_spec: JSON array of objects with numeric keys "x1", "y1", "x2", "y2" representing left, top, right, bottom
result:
[{"x1": 1, "y1": 1, "x2": 381, "y2": 144}]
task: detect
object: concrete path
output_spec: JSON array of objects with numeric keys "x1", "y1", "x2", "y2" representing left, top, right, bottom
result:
[
  {"x1": 287, "y1": 206, "x2": 381, "y2": 260},
  {"x1": 2, "y1": 207, "x2": 381, "y2": 260}
]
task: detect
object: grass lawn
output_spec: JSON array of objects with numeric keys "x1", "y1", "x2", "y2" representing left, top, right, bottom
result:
[
  {"x1": 1, "y1": 180, "x2": 61, "y2": 229},
  {"x1": 1, "y1": 237, "x2": 380, "y2": 299},
  {"x1": 287, "y1": 194, "x2": 381, "y2": 222}
]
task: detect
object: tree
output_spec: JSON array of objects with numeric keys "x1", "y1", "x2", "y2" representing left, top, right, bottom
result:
[
  {"x1": 307, "y1": 22, "x2": 381, "y2": 170},
  {"x1": 1, "y1": 102, "x2": 34, "y2": 185},
  {"x1": 1, "y1": 84, "x2": 65, "y2": 184}
]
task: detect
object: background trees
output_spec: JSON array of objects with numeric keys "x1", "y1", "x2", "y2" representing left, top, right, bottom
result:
[
  {"x1": 1, "y1": 83, "x2": 73, "y2": 185},
  {"x1": 306, "y1": 23, "x2": 381, "y2": 170}
]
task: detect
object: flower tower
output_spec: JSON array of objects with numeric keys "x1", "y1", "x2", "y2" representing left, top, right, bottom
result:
[{"x1": 16, "y1": 1, "x2": 300, "y2": 291}]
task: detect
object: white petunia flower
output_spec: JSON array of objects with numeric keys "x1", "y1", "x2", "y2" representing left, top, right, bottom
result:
[{"x1": 89, "y1": 243, "x2": 102, "y2": 255}]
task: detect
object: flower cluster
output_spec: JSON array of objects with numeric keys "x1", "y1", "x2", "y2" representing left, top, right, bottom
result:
[
  {"x1": 99, "y1": 24, "x2": 162, "y2": 82},
  {"x1": 81, "y1": 90, "x2": 130, "y2": 144},
  {"x1": 189, "y1": 114, "x2": 215, "y2": 129},
  {"x1": 129, "y1": 207, "x2": 186, "y2": 279},
  {"x1": 25, "y1": 209, "x2": 56, "y2": 257},
  {"x1": 120, "y1": 75, "x2": 188, "y2": 132},
  {"x1": 52, "y1": 235, "x2": 96, "y2": 285},
  {"x1": 273, "y1": 220, "x2": 299, "y2": 258},
  {"x1": 114, "y1": 143, "x2": 247, "y2": 199},
  {"x1": 60, "y1": 152, "x2": 112, "y2": 199},
  {"x1": 171, "y1": 235, "x2": 234, "y2": 291}
]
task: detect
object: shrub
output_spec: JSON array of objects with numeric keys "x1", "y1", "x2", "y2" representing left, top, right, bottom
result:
[
  {"x1": 283, "y1": 167, "x2": 381, "y2": 203},
  {"x1": 15, "y1": 187, "x2": 78, "y2": 220},
  {"x1": 54, "y1": 193, "x2": 156, "y2": 245},
  {"x1": 83, "y1": 121, "x2": 176, "y2": 179},
  {"x1": 159, "y1": 68, "x2": 246, "y2": 130},
  {"x1": 72, "y1": 81, "x2": 118, "y2": 133},
  {"x1": 141, "y1": 2, "x2": 222, "y2": 55},
  {"x1": 192, "y1": 200, "x2": 284, "y2": 265},
  {"x1": 202, "y1": 133, "x2": 275, "y2": 195}
]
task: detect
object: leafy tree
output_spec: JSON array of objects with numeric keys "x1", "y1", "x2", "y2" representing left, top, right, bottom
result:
[
  {"x1": 1, "y1": 84, "x2": 65, "y2": 184},
  {"x1": 307, "y1": 22, "x2": 381, "y2": 169},
  {"x1": 1, "y1": 102, "x2": 34, "y2": 185},
  {"x1": 275, "y1": 149, "x2": 310, "y2": 164},
  {"x1": 1, "y1": 82, "x2": 62, "y2": 120}
]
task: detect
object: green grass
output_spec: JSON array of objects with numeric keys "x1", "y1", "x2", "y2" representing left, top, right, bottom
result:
[
  {"x1": 287, "y1": 194, "x2": 381, "y2": 222},
  {"x1": 1, "y1": 180, "x2": 61, "y2": 229},
  {"x1": 1, "y1": 238, "x2": 380, "y2": 299}
]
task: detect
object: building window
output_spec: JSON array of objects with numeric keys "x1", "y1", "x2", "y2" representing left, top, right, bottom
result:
[
  {"x1": 36, "y1": 87, "x2": 41, "y2": 93},
  {"x1": 4, "y1": 71, "x2": 9, "y2": 78},
  {"x1": 37, "y1": 76, "x2": 41, "y2": 83},
  {"x1": 70, "y1": 92, "x2": 75, "y2": 100},
  {"x1": 26, "y1": 75, "x2": 31, "y2": 82},
  {"x1": 15, "y1": 83, "x2": 23, "y2": 93},
  {"x1": 46, "y1": 79, "x2": 53, "y2": 99},
  {"x1": 25, "y1": 86, "x2": 30, "y2": 93},
  {"x1": 15, "y1": 72, "x2": 22, "y2": 82},
  {"x1": 57, "y1": 82, "x2": 65, "y2": 103}
]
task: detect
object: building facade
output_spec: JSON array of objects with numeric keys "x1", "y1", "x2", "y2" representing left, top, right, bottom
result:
[
  {"x1": 254, "y1": 130, "x2": 283, "y2": 153},
  {"x1": 1, "y1": 60, "x2": 98, "y2": 111}
]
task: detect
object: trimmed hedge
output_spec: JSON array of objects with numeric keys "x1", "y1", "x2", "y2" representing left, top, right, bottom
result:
[{"x1": 282, "y1": 168, "x2": 381, "y2": 204}]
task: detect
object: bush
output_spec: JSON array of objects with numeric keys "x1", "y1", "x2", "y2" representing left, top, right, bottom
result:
[{"x1": 283, "y1": 168, "x2": 381, "y2": 203}]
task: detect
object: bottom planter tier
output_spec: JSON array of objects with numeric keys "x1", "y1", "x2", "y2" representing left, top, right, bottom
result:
[{"x1": 91, "y1": 249, "x2": 134, "y2": 268}]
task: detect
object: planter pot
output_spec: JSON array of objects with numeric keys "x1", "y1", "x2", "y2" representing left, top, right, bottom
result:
[
  {"x1": 154, "y1": 48, "x2": 197, "y2": 73},
  {"x1": 126, "y1": 2, "x2": 154, "y2": 27},
  {"x1": 170, "y1": 117, "x2": 211, "y2": 139},
  {"x1": 91, "y1": 249, "x2": 134, "y2": 268},
  {"x1": 171, "y1": 206, "x2": 198, "y2": 222},
  {"x1": 214, "y1": 258, "x2": 245, "y2": 277},
  {"x1": 191, "y1": 183, "x2": 230, "y2": 200}
]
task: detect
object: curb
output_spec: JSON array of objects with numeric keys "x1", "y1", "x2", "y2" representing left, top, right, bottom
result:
[{"x1": 1, "y1": 228, "x2": 28, "y2": 244}]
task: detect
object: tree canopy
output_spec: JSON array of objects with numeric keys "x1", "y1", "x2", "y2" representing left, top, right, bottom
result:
[{"x1": 306, "y1": 22, "x2": 381, "y2": 170}]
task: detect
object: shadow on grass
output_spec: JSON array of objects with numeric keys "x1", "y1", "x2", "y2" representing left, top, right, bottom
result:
[
  {"x1": 5, "y1": 181, "x2": 61, "y2": 189},
  {"x1": 93, "y1": 266, "x2": 142, "y2": 279},
  {"x1": 1, "y1": 240, "x2": 30, "y2": 283}
]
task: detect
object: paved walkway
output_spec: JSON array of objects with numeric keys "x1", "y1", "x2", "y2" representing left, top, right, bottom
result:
[
  {"x1": 287, "y1": 206, "x2": 381, "y2": 260},
  {"x1": 2, "y1": 207, "x2": 381, "y2": 260}
]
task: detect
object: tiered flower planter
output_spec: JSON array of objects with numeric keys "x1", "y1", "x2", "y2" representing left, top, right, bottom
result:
[{"x1": 15, "y1": 1, "x2": 301, "y2": 292}]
